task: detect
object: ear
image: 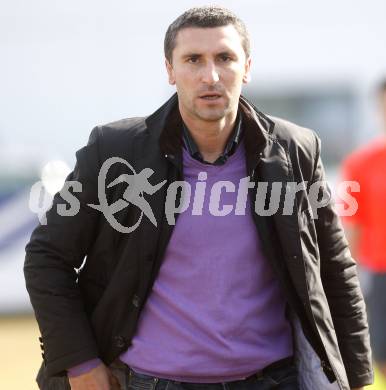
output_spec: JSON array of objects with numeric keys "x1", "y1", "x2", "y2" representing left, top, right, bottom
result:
[
  {"x1": 242, "y1": 57, "x2": 252, "y2": 84},
  {"x1": 165, "y1": 59, "x2": 176, "y2": 85}
]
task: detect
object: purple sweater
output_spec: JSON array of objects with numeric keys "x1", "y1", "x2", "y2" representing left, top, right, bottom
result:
[{"x1": 68, "y1": 141, "x2": 293, "y2": 380}]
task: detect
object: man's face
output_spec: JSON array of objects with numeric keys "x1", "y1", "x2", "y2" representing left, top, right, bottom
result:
[{"x1": 165, "y1": 25, "x2": 251, "y2": 123}]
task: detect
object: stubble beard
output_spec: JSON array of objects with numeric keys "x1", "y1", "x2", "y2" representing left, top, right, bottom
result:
[{"x1": 190, "y1": 98, "x2": 232, "y2": 123}]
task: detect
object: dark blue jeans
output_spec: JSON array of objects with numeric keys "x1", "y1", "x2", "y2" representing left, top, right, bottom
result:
[{"x1": 109, "y1": 358, "x2": 299, "y2": 390}]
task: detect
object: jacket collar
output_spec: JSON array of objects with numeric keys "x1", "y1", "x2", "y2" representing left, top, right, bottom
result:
[
  {"x1": 181, "y1": 111, "x2": 243, "y2": 165},
  {"x1": 145, "y1": 92, "x2": 275, "y2": 176}
]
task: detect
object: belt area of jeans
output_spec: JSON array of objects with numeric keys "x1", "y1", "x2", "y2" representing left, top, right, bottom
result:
[
  {"x1": 242, "y1": 356, "x2": 294, "y2": 381},
  {"x1": 128, "y1": 356, "x2": 294, "y2": 384}
]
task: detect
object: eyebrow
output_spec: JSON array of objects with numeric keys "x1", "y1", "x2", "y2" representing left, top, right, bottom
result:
[
  {"x1": 181, "y1": 53, "x2": 201, "y2": 59},
  {"x1": 181, "y1": 50, "x2": 237, "y2": 59}
]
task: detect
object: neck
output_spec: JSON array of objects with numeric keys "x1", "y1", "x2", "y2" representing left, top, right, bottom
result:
[{"x1": 179, "y1": 107, "x2": 238, "y2": 163}]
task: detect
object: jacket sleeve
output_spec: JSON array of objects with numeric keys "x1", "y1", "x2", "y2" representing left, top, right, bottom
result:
[
  {"x1": 24, "y1": 126, "x2": 102, "y2": 377},
  {"x1": 311, "y1": 134, "x2": 373, "y2": 388}
]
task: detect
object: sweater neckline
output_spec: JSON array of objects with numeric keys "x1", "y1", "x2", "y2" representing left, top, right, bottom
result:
[{"x1": 182, "y1": 140, "x2": 245, "y2": 172}]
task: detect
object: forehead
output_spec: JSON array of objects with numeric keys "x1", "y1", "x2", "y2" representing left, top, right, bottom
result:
[{"x1": 173, "y1": 25, "x2": 244, "y2": 55}]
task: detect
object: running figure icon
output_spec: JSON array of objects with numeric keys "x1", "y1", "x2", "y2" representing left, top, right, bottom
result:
[
  {"x1": 88, "y1": 157, "x2": 167, "y2": 232},
  {"x1": 107, "y1": 168, "x2": 166, "y2": 226}
]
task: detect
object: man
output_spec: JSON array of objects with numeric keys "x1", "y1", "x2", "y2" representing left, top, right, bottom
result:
[
  {"x1": 341, "y1": 79, "x2": 386, "y2": 381},
  {"x1": 24, "y1": 6, "x2": 372, "y2": 390}
]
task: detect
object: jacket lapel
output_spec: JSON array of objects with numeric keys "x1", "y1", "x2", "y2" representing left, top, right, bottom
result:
[
  {"x1": 254, "y1": 136, "x2": 309, "y2": 302},
  {"x1": 127, "y1": 94, "x2": 182, "y2": 269}
]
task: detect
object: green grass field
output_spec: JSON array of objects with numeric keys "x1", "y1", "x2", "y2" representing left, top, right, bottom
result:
[{"x1": 1, "y1": 315, "x2": 385, "y2": 389}]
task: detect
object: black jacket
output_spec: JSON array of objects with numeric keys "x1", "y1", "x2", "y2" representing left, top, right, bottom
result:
[{"x1": 24, "y1": 93, "x2": 373, "y2": 390}]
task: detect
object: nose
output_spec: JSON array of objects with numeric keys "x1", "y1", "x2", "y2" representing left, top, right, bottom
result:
[{"x1": 200, "y1": 62, "x2": 220, "y2": 85}]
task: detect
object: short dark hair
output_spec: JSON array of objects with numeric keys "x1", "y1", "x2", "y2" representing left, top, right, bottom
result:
[{"x1": 164, "y1": 6, "x2": 250, "y2": 63}]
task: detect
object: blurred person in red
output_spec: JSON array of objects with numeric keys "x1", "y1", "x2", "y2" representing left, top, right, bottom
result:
[{"x1": 341, "y1": 79, "x2": 386, "y2": 379}]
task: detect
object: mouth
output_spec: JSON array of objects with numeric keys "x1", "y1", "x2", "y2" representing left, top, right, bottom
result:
[{"x1": 198, "y1": 92, "x2": 222, "y2": 101}]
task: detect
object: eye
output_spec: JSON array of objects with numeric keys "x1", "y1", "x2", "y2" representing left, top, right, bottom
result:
[
  {"x1": 219, "y1": 54, "x2": 232, "y2": 62},
  {"x1": 187, "y1": 56, "x2": 199, "y2": 64}
]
